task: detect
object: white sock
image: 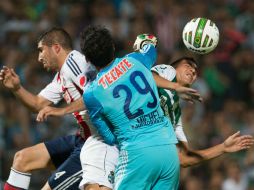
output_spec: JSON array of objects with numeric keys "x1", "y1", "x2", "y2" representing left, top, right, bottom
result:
[{"x1": 7, "y1": 168, "x2": 31, "y2": 189}]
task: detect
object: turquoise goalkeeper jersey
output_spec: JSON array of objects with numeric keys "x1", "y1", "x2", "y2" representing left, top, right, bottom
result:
[{"x1": 83, "y1": 44, "x2": 177, "y2": 150}]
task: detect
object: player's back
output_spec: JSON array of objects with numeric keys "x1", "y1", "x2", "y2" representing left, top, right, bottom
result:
[{"x1": 85, "y1": 45, "x2": 177, "y2": 150}]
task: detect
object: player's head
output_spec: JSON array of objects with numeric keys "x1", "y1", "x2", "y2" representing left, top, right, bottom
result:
[
  {"x1": 170, "y1": 57, "x2": 197, "y2": 86},
  {"x1": 37, "y1": 27, "x2": 73, "y2": 71},
  {"x1": 80, "y1": 25, "x2": 115, "y2": 69}
]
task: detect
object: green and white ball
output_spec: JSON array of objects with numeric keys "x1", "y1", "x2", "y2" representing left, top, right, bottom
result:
[{"x1": 182, "y1": 18, "x2": 219, "y2": 54}]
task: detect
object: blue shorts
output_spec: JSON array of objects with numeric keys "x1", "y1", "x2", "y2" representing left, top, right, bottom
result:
[
  {"x1": 44, "y1": 135, "x2": 85, "y2": 190},
  {"x1": 115, "y1": 144, "x2": 180, "y2": 190}
]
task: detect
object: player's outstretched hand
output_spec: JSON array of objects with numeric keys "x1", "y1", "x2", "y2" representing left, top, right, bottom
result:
[
  {"x1": 36, "y1": 106, "x2": 65, "y2": 122},
  {"x1": 223, "y1": 131, "x2": 254, "y2": 153},
  {"x1": 133, "y1": 34, "x2": 158, "y2": 51},
  {"x1": 0, "y1": 66, "x2": 21, "y2": 91},
  {"x1": 175, "y1": 85, "x2": 203, "y2": 104}
]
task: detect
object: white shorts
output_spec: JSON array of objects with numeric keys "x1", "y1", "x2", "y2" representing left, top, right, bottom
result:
[{"x1": 79, "y1": 136, "x2": 119, "y2": 189}]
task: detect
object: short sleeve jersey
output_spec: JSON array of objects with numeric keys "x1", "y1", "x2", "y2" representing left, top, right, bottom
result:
[
  {"x1": 83, "y1": 45, "x2": 177, "y2": 150},
  {"x1": 151, "y1": 64, "x2": 187, "y2": 142},
  {"x1": 39, "y1": 50, "x2": 98, "y2": 138}
]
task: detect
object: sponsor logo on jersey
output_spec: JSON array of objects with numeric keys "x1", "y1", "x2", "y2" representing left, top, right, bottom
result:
[
  {"x1": 132, "y1": 109, "x2": 164, "y2": 129},
  {"x1": 79, "y1": 76, "x2": 87, "y2": 87},
  {"x1": 98, "y1": 59, "x2": 133, "y2": 89}
]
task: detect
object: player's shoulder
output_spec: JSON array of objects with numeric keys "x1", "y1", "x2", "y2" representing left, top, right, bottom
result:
[
  {"x1": 152, "y1": 64, "x2": 173, "y2": 70},
  {"x1": 62, "y1": 50, "x2": 87, "y2": 75},
  {"x1": 152, "y1": 64, "x2": 175, "y2": 73},
  {"x1": 67, "y1": 50, "x2": 87, "y2": 65},
  {"x1": 152, "y1": 64, "x2": 176, "y2": 81},
  {"x1": 69, "y1": 50, "x2": 86, "y2": 62}
]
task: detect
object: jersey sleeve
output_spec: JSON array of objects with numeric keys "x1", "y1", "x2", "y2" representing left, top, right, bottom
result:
[
  {"x1": 38, "y1": 74, "x2": 63, "y2": 105},
  {"x1": 174, "y1": 117, "x2": 188, "y2": 142},
  {"x1": 151, "y1": 64, "x2": 176, "y2": 82},
  {"x1": 127, "y1": 44, "x2": 157, "y2": 69},
  {"x1": 83, "y1": 86, "x2": 116, "y2": 145},
  {"x1": 65, "y1": 51, "x2": 97, "y2": 90}
]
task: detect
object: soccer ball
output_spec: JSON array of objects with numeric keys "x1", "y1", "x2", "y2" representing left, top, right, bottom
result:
[{"x1": 182, "y1": 18, "x2": 219, "y2": 54}]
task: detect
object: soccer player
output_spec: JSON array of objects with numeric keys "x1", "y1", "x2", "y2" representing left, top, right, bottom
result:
[
  {"x1": 0, "y1": 27, "x2": 118, "y2": 190},
  {"x1": 79, "y1": 25, "x2": 180, "y2": 190},
  {"x1": 151, "y1": 57, "x2": 254, "y2": 167}
]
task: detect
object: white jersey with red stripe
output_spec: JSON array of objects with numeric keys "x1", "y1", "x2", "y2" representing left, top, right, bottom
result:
[{"x1": 39, "y1": 50, "x2": 98, "y2": 139}]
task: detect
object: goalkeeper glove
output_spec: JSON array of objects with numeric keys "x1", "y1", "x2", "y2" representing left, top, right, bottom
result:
[{"x1": 133, "y1": 34, "x2": 158, "y2": 51}]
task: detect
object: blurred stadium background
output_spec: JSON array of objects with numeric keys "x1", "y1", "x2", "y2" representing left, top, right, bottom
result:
[{"x1": 0, "y1": 0, "x2": 254, "y2": 189}]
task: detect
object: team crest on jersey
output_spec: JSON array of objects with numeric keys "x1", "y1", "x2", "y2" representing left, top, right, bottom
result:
[
  {"x1": 79, "y1": 76, "x2": 87, "y2": 87},
  {"x1": 108, "y1": 171, "x2": 115, "y2": 184},
  {"x1": 98, "y1": 59, "x2": 133, "y2": 89}
]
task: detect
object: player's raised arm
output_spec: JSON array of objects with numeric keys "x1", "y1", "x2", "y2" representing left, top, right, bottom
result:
[
  {"x1": 129, "y1": 34, "x2": 158, "y2": 69},
  {"x1": 152, "y1": 72, "x2": 202, "y2": 103},
  {"x1": 0, "y1": 66, "x2": 52, "y2": 112},
  {"x1": 178, "y1": 131, "x2": 254, "y2": 168}
]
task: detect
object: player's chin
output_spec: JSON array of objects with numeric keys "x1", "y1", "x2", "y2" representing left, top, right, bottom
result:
[
  {"x1": 183, "y1": 79, "x2": 193, "y2": 86},
  {"x1": 43, "y1": 65, "x2": 51, "y2": 71},
  {"x1": 44, "y1": 66, "x2": 51, "y2": 71}
]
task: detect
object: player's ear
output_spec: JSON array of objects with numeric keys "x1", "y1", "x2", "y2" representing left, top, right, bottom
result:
[{"x1": 52, "y1": 44, "x2": 61, "y2": 54}]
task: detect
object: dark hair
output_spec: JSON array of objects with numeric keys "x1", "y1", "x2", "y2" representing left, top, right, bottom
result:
[
  {"x1": 37, "y1": 27, "x2": 73, "y2": 50},
  {"x1": 80, "y1": 25, "x2": 115, "y2": 68},
  {"x1": 170, "y1": 56, "x2": 198, "y2": 69}
]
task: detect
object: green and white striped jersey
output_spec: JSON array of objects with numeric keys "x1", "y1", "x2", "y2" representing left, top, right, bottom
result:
[{"x1": 152, "y1": 64, "x2": 188, "y2": 142}]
